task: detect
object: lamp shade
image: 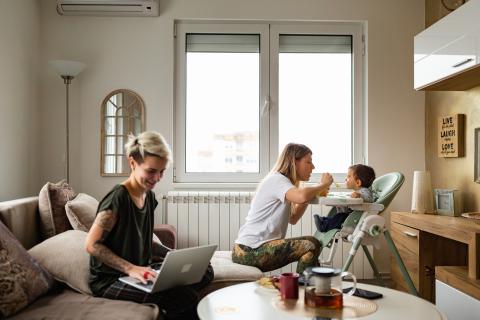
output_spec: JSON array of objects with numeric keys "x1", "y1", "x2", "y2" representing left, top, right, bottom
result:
[
  {"x1": 411, "y1": 170, "x2": 435, "y2": 214},
  {"x1": 49, "y1": 60, "x2": 86, "y2": 77}
]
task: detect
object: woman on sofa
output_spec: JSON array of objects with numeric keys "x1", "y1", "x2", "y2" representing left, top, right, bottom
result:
[
  {"x1": 85, "y1": 131, "x2": 212, "y2": 320},
  {"x1": 232, "y1": 143, "x2": 333, "y2": 274}
]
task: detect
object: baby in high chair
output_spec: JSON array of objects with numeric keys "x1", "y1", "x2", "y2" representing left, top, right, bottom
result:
[{"x1": 314, "y1": 164, "x2": 376, "y2": 233}]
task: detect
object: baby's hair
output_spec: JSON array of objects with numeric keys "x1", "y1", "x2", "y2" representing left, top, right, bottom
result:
[
  {"x1": 349, "y1": 164, "x2": 375, "y2": 188},
  {"x1": 124, "y1": 131, "x2": 172, "y2": 165}
]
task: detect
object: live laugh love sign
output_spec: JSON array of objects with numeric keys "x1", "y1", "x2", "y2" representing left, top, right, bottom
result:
[{"x1": 438, "y1": 114, "x2": 465, "y2": 158}]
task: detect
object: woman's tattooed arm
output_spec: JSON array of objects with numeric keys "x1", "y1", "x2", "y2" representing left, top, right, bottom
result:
[{"x1": 86, "y1": 210, "x2": 133, "y2": 273}]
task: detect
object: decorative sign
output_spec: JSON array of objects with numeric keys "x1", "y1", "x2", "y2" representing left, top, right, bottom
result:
[{"x1": 438, "y1": 114, "x2": 465, "y2": 158}]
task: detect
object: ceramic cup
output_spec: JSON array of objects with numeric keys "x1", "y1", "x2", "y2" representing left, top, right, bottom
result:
[{"x1": 279, "y1": 272, "x2": 299, "y2": 300}]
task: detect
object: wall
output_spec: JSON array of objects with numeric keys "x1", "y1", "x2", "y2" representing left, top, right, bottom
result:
[
  {"x1": 426, "y1": 89, "x2": 480, "y2": 211},
  {"x1": 424, "y1": 0, "x2": 480, "y2": 212},
  {"x1": 38, "y1": 0, "x2": 425, "y2": 272},
  {"x1": 0, "y1": 0, "x2": 40, "y2": 201}
]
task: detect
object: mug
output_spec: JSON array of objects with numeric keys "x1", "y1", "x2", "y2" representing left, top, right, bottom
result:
[{"x1": 279, "y1": 272, "x2": 299, "y2": 300}]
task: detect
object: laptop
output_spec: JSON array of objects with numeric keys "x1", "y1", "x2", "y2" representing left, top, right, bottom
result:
[{"x1": 119, "y1": 244, "x2": 217, "y2": 293}]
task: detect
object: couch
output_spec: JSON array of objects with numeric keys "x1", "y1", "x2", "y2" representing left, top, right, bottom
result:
[{"x1": 0, "y1": 196, "x2": 263, "y2": 320}]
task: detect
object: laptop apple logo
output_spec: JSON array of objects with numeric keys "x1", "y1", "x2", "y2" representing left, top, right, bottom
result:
[{"x1": 181, "y1": 264, "x2": 192, "y2": 273}]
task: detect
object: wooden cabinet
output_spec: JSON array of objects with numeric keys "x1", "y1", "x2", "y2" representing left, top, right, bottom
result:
[
  {"x1": 390, "y1": 212, "x2": 479, "y2": 302},
  {"x1": 414, "y1": 0, "x2": 480, "y2": 91},
  {"x1": 390, "y1": 220, "x2": 445, "y2": 301},
  {"x1": 391, "y1": 223, "x2": 419, "y2": 293}
]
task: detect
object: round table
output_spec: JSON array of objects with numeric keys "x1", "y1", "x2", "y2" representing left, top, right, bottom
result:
[{"x1": 197, "y1": 282, "x2": 446, "y2": 320}]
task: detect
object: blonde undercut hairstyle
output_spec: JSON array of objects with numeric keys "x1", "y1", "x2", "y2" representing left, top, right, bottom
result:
[
  {"x1": 125, "y1": 131, "x2": 172, "y2": 165},
  {"x1": 271, "y1": 143, "x2": 312, "y2": 186}
]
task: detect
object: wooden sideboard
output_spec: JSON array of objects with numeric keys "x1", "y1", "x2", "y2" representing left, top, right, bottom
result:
[{"x1": 390, "y1": 212, "x2": 480, "y2": 302}]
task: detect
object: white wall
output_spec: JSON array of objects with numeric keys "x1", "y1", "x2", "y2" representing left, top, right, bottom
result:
[
  {"x1": 37, "y1": 0, "x2": 425, "y2": 272},
  {"x1": 0, "y1": 0, "x2": 40, "y2": 201}
]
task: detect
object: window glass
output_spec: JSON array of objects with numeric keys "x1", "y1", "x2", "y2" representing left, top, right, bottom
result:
[
  {"x1": 278, "y1": 35, "x2": 352, "y2": 173},
  {"x1": 185, "y1": 34, "x2": 260, "y2": 173}
]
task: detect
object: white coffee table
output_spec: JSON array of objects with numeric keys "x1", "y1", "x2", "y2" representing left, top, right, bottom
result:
[{"x1": 197, "y1": 282, "x2": 446, "y2": 320}]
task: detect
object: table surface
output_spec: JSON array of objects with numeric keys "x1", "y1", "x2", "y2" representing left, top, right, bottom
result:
[{"x1": 197, "y1": 282, "x2": 446, "y2": 320}]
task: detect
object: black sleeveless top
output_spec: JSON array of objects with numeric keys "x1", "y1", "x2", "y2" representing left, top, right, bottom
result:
[{"x1": 89, "y1": 184, "x2": 157, "y2": 295}]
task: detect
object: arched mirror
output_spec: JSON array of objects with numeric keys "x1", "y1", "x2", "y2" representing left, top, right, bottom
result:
[{"x1": 101, "y1": 89, "x2": 145, "y2": 176}]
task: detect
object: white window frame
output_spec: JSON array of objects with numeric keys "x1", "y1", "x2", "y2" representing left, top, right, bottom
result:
[
  {"x1": 269, "y1": 22, "x2": 364, "y2": 183},
  {"x1": 174, "y1": 20, "x2": 365, "y2": 184}
]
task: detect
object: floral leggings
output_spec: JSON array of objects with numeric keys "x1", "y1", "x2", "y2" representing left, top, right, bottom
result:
[{"x1": 232, "y1": 236, "x2": 320, "y2": 275}]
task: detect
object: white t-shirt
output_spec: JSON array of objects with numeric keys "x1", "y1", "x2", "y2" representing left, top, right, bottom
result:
[{"x1": 235, "y1": 172, "x2": 295, "y2": 248}]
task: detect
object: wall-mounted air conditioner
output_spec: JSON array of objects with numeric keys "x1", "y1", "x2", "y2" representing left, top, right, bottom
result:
[{"x1": 56, "y1": 0, "x2": 159, "y2": 16}]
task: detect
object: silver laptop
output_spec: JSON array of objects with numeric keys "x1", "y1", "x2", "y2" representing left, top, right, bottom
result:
[{"x1": 119, "y1": 244, "x2": 217, "y2": 293}]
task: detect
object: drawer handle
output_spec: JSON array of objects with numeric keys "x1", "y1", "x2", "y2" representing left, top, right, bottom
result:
[
  {"x1": 403, "y1": 231, "x2": 418, "y2": 238},
  {"x1": 452, "y1": 58, "x2": 474, "y2": 68}
]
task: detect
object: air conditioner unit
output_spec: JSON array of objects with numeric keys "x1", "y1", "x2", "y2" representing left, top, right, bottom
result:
[{"x1": 56, "y1": 0, "x2": 159, "y2": 16}]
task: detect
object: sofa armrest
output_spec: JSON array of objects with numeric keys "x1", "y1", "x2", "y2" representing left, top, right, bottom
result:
[{"x1": 153, "y1": 224, "x2": 177, "y2": 249}]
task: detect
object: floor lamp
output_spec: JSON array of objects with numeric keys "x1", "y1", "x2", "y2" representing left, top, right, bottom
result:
[{"x1": 49, "y1": 60, "x2": 86, "y2": 183}]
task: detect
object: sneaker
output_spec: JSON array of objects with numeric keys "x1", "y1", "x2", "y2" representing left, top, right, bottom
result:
[{"x1": 314, "y1": 214, "x2": 328, "y2": 232}]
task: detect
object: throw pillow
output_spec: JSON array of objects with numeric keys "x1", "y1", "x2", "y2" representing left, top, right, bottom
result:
[
  {"x1": 0, "y1": 221, "x2": 54, "y2": 318},
  {"x1": 28, "y1": 230, "x2": 91, "y2": 295},
  {"x1": 65, "y1": 193, "x2": 99, "y2": 232},
  {"x1": 38, "y1": 180, "x2": 77, "y2": 239}
]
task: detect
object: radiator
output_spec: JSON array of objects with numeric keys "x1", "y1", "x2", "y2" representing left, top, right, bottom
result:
[{"x1": 164, "y1": 191, "x2": 373, "y2": 279}]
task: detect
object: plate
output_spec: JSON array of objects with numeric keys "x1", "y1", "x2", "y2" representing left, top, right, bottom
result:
[
  {"x1": 255, "y1": 283, "x2": 279, "y2": 294},
  {"x1": 255, "y1": 277, "x2": 280, "y2": 294},
  {"x1": 461, "y1": 212, "x2": 480, "y2": 220}
]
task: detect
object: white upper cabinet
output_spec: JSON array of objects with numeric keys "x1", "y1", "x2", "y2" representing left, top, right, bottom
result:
[{"x1": 414, "y1": 0, "x2": 480, "y2": 91}]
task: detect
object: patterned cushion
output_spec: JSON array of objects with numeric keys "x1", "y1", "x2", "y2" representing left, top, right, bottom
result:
[
  {"x1": 65, "y1": 193, "x2": 98, "y2": 232},
  {"x1": 0, "y1": 221, "x2": 54, "y2": 318},
  {"x1": 38, "y1": 181, "x2": 77, "y2": 239}
]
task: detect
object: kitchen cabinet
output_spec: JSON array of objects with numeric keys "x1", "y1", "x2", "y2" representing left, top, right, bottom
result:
[{"x1": 414, "y1": 0, "x2": 480, "y2": 90}]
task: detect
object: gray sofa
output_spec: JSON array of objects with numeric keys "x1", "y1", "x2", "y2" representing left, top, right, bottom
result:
[{"x1": 0, "y1": 196, "x2": 262, "y2": 320}]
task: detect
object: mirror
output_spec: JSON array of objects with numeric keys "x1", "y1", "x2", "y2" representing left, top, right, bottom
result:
[{"x1": 101, "y1": 89, "x2": 145, "y2": 176}]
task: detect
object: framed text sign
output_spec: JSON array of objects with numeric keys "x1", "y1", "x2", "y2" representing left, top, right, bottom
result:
[
  {"x1": 438, "y1": 114, "x2": 465, "y2": 158},
  {"x1": 475, "y1": 128, "x2": 480, "y2": 183}
]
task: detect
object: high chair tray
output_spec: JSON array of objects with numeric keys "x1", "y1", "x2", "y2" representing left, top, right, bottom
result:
[
  {"x1": 321, "y1": 196, "x2": 363, "y2": 206},
  {"x1": 311, "y1": 197, "x2": 385, "y2": 213}
]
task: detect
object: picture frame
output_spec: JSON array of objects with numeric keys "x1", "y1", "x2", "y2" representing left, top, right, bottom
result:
[
  {"x1": 475, "y1": 128, "x2": 480, "y2": 183},
  {"x1": 433, "y1": 189, "x2": 462, "y2": 216}
]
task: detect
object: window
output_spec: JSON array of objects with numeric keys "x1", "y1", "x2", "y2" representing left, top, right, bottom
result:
[
  {"x1": 101, "y1": 89, "x2": 145, "y2": 176},
  {"x1": 175, "y1": 22, "x2": 364, "y2": 183}
]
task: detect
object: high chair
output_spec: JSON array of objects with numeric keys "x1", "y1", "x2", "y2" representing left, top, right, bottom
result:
[{"x1": 313, "y1": 172, "x2": 418, "y2": 296}]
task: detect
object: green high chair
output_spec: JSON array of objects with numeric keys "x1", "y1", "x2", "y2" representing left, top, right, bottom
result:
[{"x1": 314, "y1": 172, "x2": 418, "y2": 296}]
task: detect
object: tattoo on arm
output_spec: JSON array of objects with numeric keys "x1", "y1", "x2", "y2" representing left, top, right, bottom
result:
[
  {"x1": 95, "y1": 210, "x2": 118, "y2": 235},
  {"x1": 90, "y1": 210, "x2": 132, "y2": 273},
  {"x1": 91, "y1": 240, "x2": 132, "y2": 273}
]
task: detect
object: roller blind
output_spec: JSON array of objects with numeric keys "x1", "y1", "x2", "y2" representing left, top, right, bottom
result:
[
  {"x1": 279, "y1": 35, "x2": 352, "y2": 53},
  {"x1": 186, "y1": 34, "x2": 260, "y2": 53}
]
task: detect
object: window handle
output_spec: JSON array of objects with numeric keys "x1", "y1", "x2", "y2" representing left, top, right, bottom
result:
[
  {"x1": 452, "y1": 58, "x2": 473, "y2": 68},
  {"x1": 261, "y1": 96, "x2": 270, "y2": 117}
]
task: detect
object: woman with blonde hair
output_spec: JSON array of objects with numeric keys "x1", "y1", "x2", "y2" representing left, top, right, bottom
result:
[
  {"x1": 86, "y1": 131, "x2": 212, "y2": 320},
  {"x1": 232, "y1": 143, "x2": 333, "y2": 274}
]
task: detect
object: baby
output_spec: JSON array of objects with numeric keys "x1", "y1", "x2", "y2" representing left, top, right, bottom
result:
[{"x1": 314, "y1": 164, "x2": 376, "y2": 233}]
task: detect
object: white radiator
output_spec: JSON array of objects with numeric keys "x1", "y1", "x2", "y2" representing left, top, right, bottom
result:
[{"x1": 164, "y1": 191, "x2": 373, "y2": 279}]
